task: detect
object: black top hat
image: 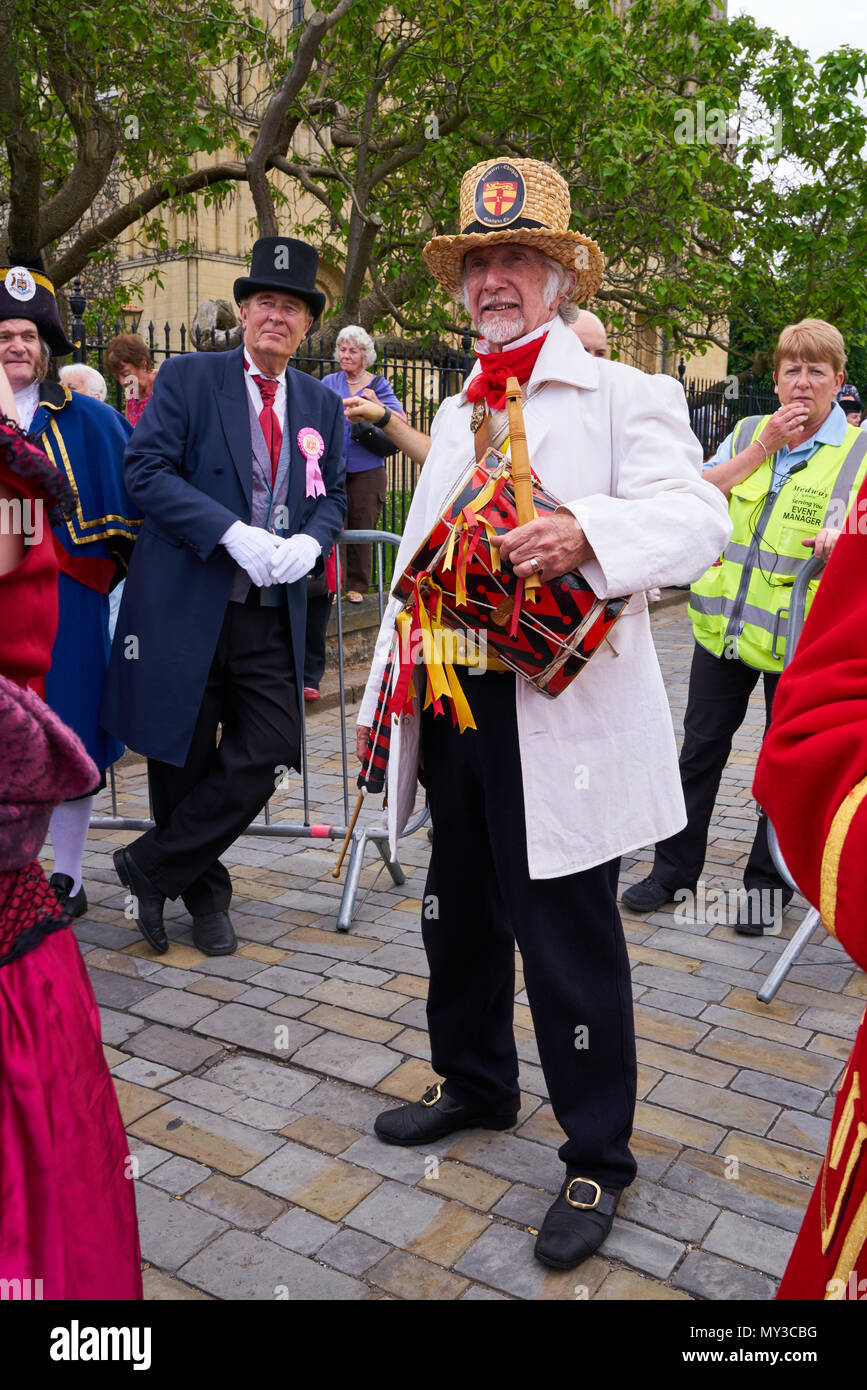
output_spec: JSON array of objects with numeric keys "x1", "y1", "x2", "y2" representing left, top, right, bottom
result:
[
  {"x1": 0, "y1": 262, "x2": 76, "y2": 357},
  {"x1": 233, "y1": 237, "x2": 325, "y2": 320}
]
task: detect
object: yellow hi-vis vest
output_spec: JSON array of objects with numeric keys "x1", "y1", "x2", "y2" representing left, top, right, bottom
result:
[{"x1": 689, "y1": 413, "x2": 867, "y2": 671}]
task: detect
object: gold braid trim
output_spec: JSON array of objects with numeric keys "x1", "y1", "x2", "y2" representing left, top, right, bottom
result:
[
  {"x1": 819, "y1": 773, "x2": 867, "y2": 939},
  {"x1": 43, "y1": 417, "x2": 140, "y2": 545},
  {"x1": 825, "y1": 1187, "x2": 867, "y2": 1298}
]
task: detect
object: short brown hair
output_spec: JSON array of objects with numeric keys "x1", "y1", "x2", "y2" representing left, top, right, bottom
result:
[
  {"x1": 774, "y1": 318, "x2": 846, "y2": 377},
  {"x1": 105, "y1": 333, "x2": 153, "y2": 375}
]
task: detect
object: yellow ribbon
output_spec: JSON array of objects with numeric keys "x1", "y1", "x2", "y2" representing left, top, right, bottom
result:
[{"x1": 416, "y1": 579, "x2": 476, "y2": 732}]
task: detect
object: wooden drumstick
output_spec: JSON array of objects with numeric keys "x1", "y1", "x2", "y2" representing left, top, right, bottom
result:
[
  {"x1": 332, "y1": 789, "x2": 365, "y2": 878},
  {"x1": 504, "y1": 376, "x2": 541, "y2": 596}
]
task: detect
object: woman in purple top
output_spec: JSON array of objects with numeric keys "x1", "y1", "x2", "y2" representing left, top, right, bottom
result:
[{"x1": 322, "y1": 325, "x2": 406, "y2": 600}]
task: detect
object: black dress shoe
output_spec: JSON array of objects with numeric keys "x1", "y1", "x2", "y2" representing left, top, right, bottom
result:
[
  {"x1": 192, "y1": 910, "x2": 237, "y2": 956},
  {"x1": 374, "y1": 1082, "x2": 518, "y2": 1147},
  {"x1": 49, "y1": 873, "x2": 87, "y2": 918},
  {"x1": 734, "y1": 887, "x2": 790, "y2": 937},
  {"x1": 621, "y1": 875, "x2": 681, "y2": 913},
  {"x1": 113, "y1": 847, "x2": 168, "y2": 954},
  {"x1": 535, "y1": 1176, "x2": 621, "y2": 1269}
]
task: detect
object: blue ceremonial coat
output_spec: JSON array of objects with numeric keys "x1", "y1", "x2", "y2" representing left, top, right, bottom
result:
[
  {"x1": 33, "y1": 384, "x2": 137, "y2": 770},
  {"x1": 100, "y1": 346, "x2": 346, "y2": 766}
]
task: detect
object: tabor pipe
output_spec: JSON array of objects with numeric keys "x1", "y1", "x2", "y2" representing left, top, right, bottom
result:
[
  {"x1": 504, "y1": 375, "x2": 541, "y2": 598},
  {"x1": 333, "y1": 789, "x2": 365, "y2": 877}
]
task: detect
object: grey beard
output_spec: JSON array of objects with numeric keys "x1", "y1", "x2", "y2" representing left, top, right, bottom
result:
[{"x1": 476, "y1": 311, "x2": 526, "y2": 345}]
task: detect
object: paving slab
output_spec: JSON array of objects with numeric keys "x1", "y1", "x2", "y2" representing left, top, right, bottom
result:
[
  {"x1": 204, "y1": 1055, "x2": 319, "y2": 1110},
  {"x1": 673, "y1": 1249, "x2": 777, "y2": 1301},
  {"x1": 178, "y1": 1230, "x2": 367, "y2": 1301},
  {"x1": 126, "y1": 1023, "x2": 225, "y2": 1073},
  {"x1": 184, "y1": 1174, "x2": 285, "y2": 1231},
  {"x1": 704, "y1": 1210, "x2": 798, "y2": 1279},
  {"x1": 263, "y1": 1207, "x2": 337, "y2": 1255},
  {"x1": 193, "y1": 1003, "x2": 322, "y2": 1057},
  {"x1": 344, "y1": 1180, "x2": 445, "y2": 1247},
  {"x1": 134, "y1": 1182, "x2": 228, "y2": 1273},
  {"x1": 289, "y1": 1032, "x2": 401, "y2": 1087},
  {"x1": 130, "y1": 1099, "x2": 284, "y2": 1176},
  {"x1": 318, "y1": 1228, "x2": 391, "y2": 1276}
]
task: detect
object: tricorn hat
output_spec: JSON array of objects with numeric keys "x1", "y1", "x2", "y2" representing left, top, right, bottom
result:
[
  {"x1": 423, "y1": 158, "x2": 605, "y2": 304},
  {"x1": 233, "y1": 237, "x2": 326, "y2": 320},
  {"x1": 0, "y1": 263, "x2": 76, "y2": 357}
]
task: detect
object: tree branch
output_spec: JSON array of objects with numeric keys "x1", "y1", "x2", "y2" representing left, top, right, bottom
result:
[
  {"x1": 246, "y1": 0, "x2": 360, "y2": 234},
  {"x1": 46, "y1": 162, "x2": 248, "y2": 286}
]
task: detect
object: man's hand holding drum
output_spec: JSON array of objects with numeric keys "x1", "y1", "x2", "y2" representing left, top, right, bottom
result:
[{"x1": 493, "y1": 510, "x2": 594, "y2": 582}]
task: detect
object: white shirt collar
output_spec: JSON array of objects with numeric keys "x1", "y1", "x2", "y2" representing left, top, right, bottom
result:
[
  {"x1": 13, "y1": 380, "x2": 41, "y2": 432},
  {"x1": 243, "y1": 348, "x2": 282, "y2": 381}
]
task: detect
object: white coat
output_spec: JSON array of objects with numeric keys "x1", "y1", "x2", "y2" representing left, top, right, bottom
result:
[{"x1": 358, "y1": 315, "x2": 732, "y2": 878}]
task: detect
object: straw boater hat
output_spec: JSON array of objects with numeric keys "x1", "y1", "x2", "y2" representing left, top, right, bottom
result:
[{"x1": 423, "y1": 158, "x2": 604, "y2": 303}]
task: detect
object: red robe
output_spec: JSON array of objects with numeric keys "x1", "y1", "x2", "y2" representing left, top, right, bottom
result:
[{"x1": 753, "y1": 480, "x2": 867, "y2": 1301}]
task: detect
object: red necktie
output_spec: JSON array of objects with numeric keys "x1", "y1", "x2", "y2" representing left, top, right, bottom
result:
[
  {"x1": 465, "y1": 333, "x2": 548, "y2": 412},
  {"x1": 253, "y1": 374, "x2": 282, "y2": 485}
]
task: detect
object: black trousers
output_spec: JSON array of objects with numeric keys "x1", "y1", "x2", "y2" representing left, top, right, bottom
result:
[
  {"x1": 421, "y1": 670, "x2": 637, "y2": 1189},
  {"x1": 133, "y1": 597, "x2": 300, "y2": 915},
  {"x1": 653, "y1": 640, "x2": 790, "y2": 898}
]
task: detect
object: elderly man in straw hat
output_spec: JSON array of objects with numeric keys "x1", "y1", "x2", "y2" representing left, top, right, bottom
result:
[{"x1": 356, "y1": 158, "x2": 731, "y2": 1269}]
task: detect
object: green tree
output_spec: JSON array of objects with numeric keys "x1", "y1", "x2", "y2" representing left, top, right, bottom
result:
[{"x1": 2, "y1": 0, "x2": 866, "y2": 359}]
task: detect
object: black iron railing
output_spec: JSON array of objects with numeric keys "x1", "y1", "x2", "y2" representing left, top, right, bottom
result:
[{"x1": 64, "y1": 278, "x2": 777, "y2": 534}]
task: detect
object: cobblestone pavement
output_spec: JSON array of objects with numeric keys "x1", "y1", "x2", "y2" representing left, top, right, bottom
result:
[{"x1": 51, "y1": 598, "x2": 862, "y2": 1301}]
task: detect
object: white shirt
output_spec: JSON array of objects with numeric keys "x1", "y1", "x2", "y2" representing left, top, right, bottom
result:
[
  {"x1": 13, "y1": 380, "x2": 40, "y2": 432},
  {"x1": 243, "y1": 349, "x2": 286, "y2": 434}
]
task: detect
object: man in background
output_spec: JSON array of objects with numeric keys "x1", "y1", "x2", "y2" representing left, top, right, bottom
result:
[{"x1": 571, "y1": 308, "x2": 607, "y2": 357}]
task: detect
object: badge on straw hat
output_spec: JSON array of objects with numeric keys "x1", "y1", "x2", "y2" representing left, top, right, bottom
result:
[{"x1": 423, "y1": 157, "x2": 604, "y2": 304}]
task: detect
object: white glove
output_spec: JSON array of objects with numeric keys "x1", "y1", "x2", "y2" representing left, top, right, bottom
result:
[
  {"x1": 220, "y1": 520, "x2": 280, "y2": 587},
  {"x1": 269, "y1": 533, "x2": 322, "y2": 584}
]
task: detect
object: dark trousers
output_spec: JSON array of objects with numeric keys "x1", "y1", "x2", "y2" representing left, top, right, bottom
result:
[
  {"x1": 133, "y1": 597, "x2": 300, "y2": 915},
  {"x1": 421, "y1": 670, "x2": 637, "y2": 1189},
  {"x1": 341, "y1": 465, "x2": 386, "y2": 593},
  {"x1": 653, "y1": 641, "x2": 790, "y2": 898}
]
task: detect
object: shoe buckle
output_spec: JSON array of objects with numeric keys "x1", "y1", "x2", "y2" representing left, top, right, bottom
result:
[
  {"x1": 565, "y1": 1177, "x2": 602, "y2": 1210},
  {"x1": 421, "y1": 1082, "x2": 443, "y2": 1107}
]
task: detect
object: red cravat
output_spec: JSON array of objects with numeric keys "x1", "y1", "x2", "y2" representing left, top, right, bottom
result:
[
  {"x1": 465, "y1": 333, "x2": 548, "y2": 412},
  {"x1": 253, "y1": 374, "x2": 282, "y2": 485}
]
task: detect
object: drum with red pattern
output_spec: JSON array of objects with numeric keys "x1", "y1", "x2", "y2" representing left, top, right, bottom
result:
[{"x1": 394, "y1": 449, "x2": 629, "y2": 697}]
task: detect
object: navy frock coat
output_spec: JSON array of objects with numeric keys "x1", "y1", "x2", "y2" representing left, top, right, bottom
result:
[{"x1": 100, "y1": 346, "x2": 346, "y2": 766}]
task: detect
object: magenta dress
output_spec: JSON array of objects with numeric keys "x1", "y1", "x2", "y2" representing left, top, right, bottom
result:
[{"x1": 0, "y1": 417, "x2": 142, "y2": 1300}]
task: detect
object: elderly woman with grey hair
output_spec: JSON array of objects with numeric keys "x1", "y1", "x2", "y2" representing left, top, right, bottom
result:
[
  {"x1": 322, "y1": 325, "x2": 406, "y2": 602},
  {"x1": 59, "y1": 363, "x2": 109, "y2": 402}
]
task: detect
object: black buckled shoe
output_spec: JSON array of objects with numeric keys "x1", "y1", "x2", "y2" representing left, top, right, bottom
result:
[
  {"x1": 621, "y1": 875, "x2": 680, "y2": 913},
  {"x1": 192, "y1": 910, "x2": 237, "y2": 956},
  {"x1": 534, "y1": 1176, "x2": 620, "y2": 1269},
  {"x1": 374, "y1": 1082, "x2": 518, "y2": 1147},
  {"x1": 113, "y1": 847, "x2": 168, "y2": 954},
  {"x1": 49, "y1": 873, "x2": 87, "y2": 918}
]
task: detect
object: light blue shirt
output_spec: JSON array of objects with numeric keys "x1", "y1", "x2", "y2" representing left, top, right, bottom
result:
[{"x1": 705, "y1": 402, "x2": 849, "y2": 492}]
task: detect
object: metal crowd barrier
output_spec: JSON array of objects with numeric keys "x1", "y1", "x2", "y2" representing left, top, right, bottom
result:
[
  {"x1": 757, "y1": 553, "x2": 825, "y2": 1003},
  {"x1": 91, "y1": 529, "x2": 428, "y2": 933}
]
